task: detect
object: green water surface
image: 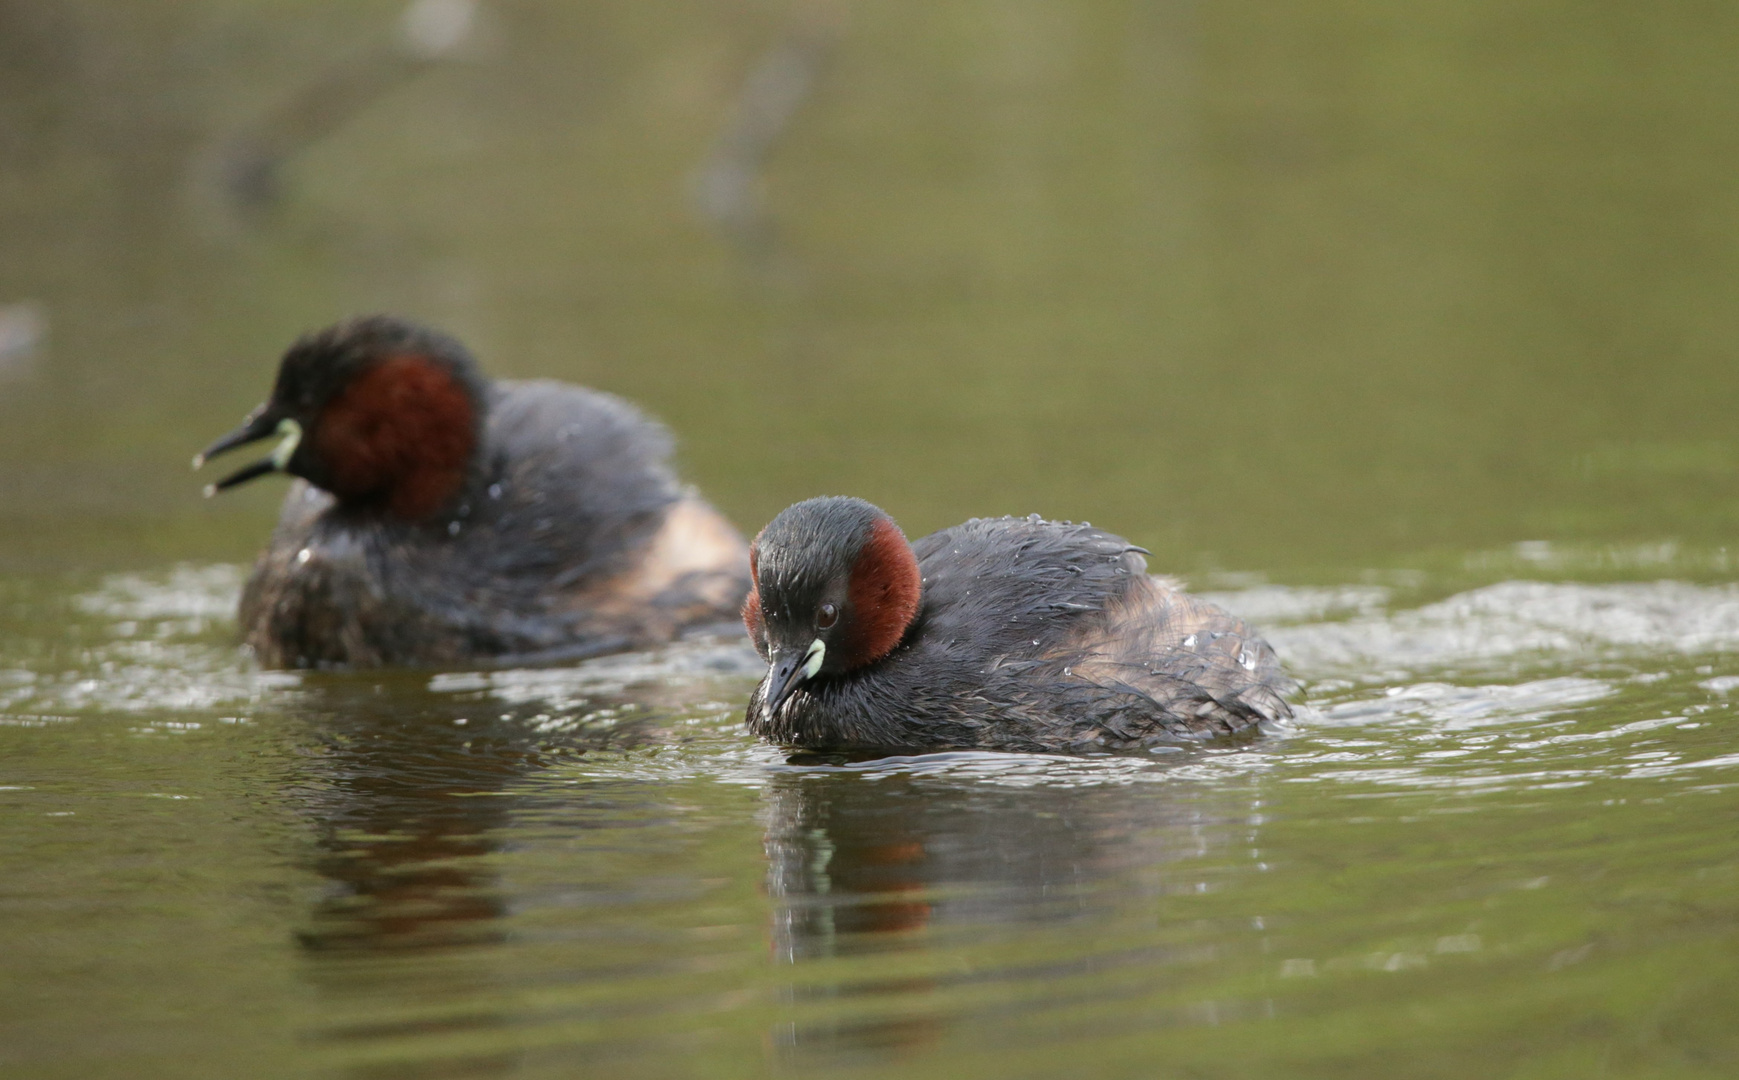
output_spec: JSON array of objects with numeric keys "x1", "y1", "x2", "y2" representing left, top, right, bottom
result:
[{"x1": 2, "y1": 2, "x2": 1737, "y2": 1077}]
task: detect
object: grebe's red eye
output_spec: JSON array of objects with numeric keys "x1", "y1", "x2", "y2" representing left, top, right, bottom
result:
[{"x1": 816, "y1": 603, "x2": 838, "y2": 629}]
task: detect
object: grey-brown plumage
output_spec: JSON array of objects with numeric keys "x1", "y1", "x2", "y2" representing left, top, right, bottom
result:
[
  {"x1": 745, "y1": 502, "x2": 1293, "y2": 752},
  {"x1": 243, "y1": 381, "x2": 747, "y2": 667},
  {"x1": 207, "y1": 317, "x2": 749, "y2": 669}
]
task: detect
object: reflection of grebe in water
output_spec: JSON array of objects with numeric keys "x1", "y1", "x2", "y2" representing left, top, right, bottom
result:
[
  {"x1": 759, "y1": 766, "x2": 1261, "y2": 1062},
  {"x1": 279, "y1": 662, "x2": 757, "y2": 1070},
  {"x1": 292, "y1": 678, "x2": 523, "y2": 959},
  {"x1": 284, "y1": 674, "x2": 668, "y2": 957}
]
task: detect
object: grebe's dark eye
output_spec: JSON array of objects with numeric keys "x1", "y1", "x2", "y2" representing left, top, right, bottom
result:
[{"x1": 816, "y1": 603, "x2": 838, "y2": 629}]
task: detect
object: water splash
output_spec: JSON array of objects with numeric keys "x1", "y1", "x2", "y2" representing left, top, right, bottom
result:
[{"x1": 1265, "y1": 580, "x2": 1739, "y2": 675}]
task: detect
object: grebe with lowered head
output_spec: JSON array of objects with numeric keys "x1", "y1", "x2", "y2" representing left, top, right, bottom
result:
[
  {"x1": 743, "y1": 496, "x2": 1293, "y2": 752},
  {"x1": 197, "y1": 315, "x2": 748, "y2": 668}
]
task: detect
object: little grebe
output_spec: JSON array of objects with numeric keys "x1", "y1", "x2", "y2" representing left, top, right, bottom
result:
[
  {"x1": 743, "y1": 496, "x2": 1292, "y2": 752},
  {"x1": 198, "y1": 315, "x2": 748, "y2": 668}
]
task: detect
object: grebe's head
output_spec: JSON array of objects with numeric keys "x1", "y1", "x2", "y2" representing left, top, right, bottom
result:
[
  {"x1": 196, "y1": 316, "x2": 486, "y2": 520},
  {"x1": 744, "y1": 496, "x2": 922, "y2": 716}
]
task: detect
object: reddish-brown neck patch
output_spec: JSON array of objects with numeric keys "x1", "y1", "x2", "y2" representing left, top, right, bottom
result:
[
  {"x1": 844, "y1": 517, "x2": 921, "y2": 668},
  {"x1": 312, "y1": 354, "x2": 477, "y2": 520},
  {"x1": 741, "y1": 537, "x2": 767, "y2": 656}
]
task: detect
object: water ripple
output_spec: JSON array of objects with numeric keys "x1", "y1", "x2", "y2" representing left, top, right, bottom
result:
[{"x1": 1266, "y1": 579, "x2": 1739, "y2": 674}]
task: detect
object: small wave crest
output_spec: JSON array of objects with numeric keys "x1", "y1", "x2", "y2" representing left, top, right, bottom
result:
[{"x1": 1258, "y1": 580, "x2": 1739, "y2": 676}]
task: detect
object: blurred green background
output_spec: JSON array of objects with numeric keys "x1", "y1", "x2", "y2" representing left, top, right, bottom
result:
[{"x1": 2, "y1": 0, "x2": 1736, "y2": 575}]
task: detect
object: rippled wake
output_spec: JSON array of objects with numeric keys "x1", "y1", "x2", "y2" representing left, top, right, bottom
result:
[
  {"x1": 5, "y1": 562, "x2": 1736, "y2": 796},
  {"x1": 1252, "y1": 579, "x2": 1739, "y2": 673}
]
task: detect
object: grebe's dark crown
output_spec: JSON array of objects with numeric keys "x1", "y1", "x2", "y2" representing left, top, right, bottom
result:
[
  {"x1": 754, "y1": 496, "x2": 887, "y2": 600},
  {"x1": 267, "y1": 316, "x2": 478, "y2": 411}
]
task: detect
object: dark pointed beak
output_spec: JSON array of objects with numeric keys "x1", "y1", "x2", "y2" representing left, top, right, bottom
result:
[
  {"x1": 193, "y1": 405, "x2": 297, "y2": 496},
  {"x1": 763, "y1": 638, "x2": 825, "y2": 716}
]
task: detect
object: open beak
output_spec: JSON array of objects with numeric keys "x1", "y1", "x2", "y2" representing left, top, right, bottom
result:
[
  {"x1": 763, "y1": 638, "x2": 826, "y2": 716},
  {"x1": 193, "y1": 407, "x2": 302, "y2": 497}
]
